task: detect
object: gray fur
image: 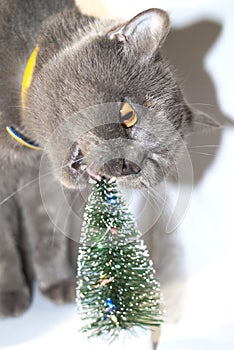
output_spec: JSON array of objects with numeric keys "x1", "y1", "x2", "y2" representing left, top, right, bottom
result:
[{"x1": 0, "y1": 0, "x2": 219, "y2": 317}]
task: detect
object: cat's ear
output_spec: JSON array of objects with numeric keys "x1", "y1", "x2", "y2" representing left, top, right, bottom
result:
[
  {"x1": 184, "y1": 105, "x2": 221, "y2": 134},
  {"x1": 107, "y1": 8, "x2": 170, "y2": 55}
]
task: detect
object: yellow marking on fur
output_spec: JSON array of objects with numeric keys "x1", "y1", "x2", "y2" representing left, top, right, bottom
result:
[
  {"x1": 6, "y1": 126, "x2": 43, "y2": 151},
  {"x1": 21, "y1": 46, "x2": 39, "y2": 109}
]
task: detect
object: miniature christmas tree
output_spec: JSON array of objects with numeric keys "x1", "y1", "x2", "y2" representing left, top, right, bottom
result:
[{"x1": 76, "y1": 177, "x2": 163, "y2": 339}]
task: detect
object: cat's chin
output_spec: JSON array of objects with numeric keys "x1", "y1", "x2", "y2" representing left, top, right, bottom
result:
[
  {"x1": 59, "y1": 170, "x2": 101, "y2": 190},
  {"x1": 59, "y1": 171, "x2": 145, "y2": 190},
  {"x1": 116, "y1": 175, "x2": 148, "y2": 189}
]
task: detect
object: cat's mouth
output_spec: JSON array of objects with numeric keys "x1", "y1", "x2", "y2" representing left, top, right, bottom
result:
[
  {"x1": 67, "y1": 144, "x2": 102, "y2": 184},
  {"x1": 61, "y1": 142, "x2": 142, "y2": 189}
]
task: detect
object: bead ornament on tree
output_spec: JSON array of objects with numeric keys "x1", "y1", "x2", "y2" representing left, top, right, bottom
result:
[{"x1": 76, "y1": 177, "x2": 164, "y2": 339}]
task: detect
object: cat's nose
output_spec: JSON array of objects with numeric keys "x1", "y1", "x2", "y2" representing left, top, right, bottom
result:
[
  {"x1": 121, "y1": 159, "x2": 141, "y2": 176},
  {"x1": 105, "y1": 158, "x2": 141, "y2": 176}
]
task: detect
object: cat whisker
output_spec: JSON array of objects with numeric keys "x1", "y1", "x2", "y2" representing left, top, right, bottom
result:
[
  {"x1": 135, "y1": 187, "x2": 167, "y2": 225},
  {"x1": 73, "y1": 156, "x2": 85, "y2": 163},
  {"x1": 0, "y1": 165, "x2": 59, "y2": 206},
  {"x1": 67, "y1": 156, "x2": 86, "y2": 168},
  {"x1": 188, "y1": 144, "x2": 220, "y2": 148},
  {"x1": 61, "y1": 190, "x2": 85, "y2": 241},
  {"x1": 192, "y1": 121, "x2": 223, "y2": 128},
  {"x1": 0, "y1": 176, "x2": 43, "y2": 206},
  {"x1": 0, "y1": 159, "x2": 91, "y2": 206},
  {"x1": 180, "y1": 102, "x2": 216, "y2": 108},
  {"x1": 141, "y1": 189, "x2": 165, "y2": 209},
  {"x1": 59, "y1": 161, "x2": 96, "y2": 232},
  {"x1": 50, "y1": 200, "x2": 65, "y2": 247},
  {"x1": 71, "y1": 193, "x2": 88, "y2": 216},
  {"x1": 134, "y1": 180, "x2": 166, "y2": 203},
  {"x1": 189, "y1": 150, "x2": 215, "y2": 156}
]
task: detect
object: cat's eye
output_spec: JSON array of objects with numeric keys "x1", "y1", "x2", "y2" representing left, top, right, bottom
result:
[{"x1": 119, "y1": 99, "x2": 138, "y2": 128}]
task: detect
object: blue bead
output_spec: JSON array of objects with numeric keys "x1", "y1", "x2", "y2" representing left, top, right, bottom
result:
[
  {"x1": 105, "y1": 298, "x2": 116, "y2": 313},
  {"x1": 106, "y1": 193, "x2": 114, "y2": 198},
  {"x1": 106, "y1": 298, "x2": 113, "y2": 307},
  {"x1": 108, "y1": 198, "x2": 117, "y2": 204}
]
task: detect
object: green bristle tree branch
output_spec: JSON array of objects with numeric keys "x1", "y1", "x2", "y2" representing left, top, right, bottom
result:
[{"x1": 76, "y1": 177, "x2": 163, "y2": 339}]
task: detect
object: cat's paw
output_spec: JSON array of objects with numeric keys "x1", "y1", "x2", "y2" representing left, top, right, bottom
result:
[
  {"x1": 40, "y1": 278, "x2": 76, "y2": 304},
  {"x1": 0, "y1": 287, "x2": 31, "y2": 318}
]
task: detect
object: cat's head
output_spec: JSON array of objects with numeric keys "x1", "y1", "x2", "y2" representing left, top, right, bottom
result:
[{"x1": 24, "y1": 8, "x2": 219, "y2": 189}]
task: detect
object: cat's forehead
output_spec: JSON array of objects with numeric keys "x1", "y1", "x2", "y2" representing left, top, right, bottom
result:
[{"x1": 69, "y1": 42, "x2": 164, "y2": 104}]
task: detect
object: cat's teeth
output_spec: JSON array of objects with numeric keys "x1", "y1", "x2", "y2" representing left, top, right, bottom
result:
[
  {"x1": 86, "y1": 167, "x2": 101, "y2": 181},
  {"x1": 80, "y1": 165, "x2": 87, "y2": 171},
  {"x1": 88, "y1": 178, "x2": 97, "y2": 184}
]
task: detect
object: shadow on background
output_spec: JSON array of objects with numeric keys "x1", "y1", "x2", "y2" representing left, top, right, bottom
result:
[
  {"x1": 146, "y1": 19, "x2": 233, "y2": 323},
  {"x1": 163, "y1": 20, "x2": 233, "y2": 184}
]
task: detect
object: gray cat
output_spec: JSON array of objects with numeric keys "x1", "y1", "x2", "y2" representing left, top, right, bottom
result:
[{"x1": 0, "y1": 0, "x2": 219, "y2": 317}]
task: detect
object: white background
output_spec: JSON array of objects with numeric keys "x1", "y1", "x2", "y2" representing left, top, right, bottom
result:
[{"x1": 0, "y1": 1, "x2": 234, "y2": 349}]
